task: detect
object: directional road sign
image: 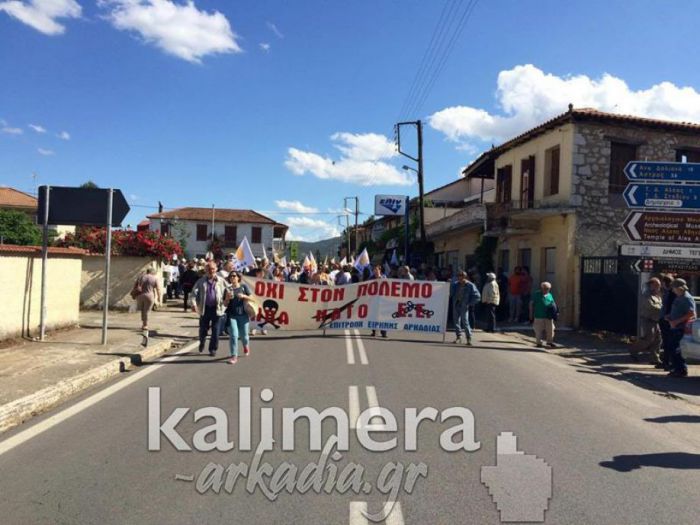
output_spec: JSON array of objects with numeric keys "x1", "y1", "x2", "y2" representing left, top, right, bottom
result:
[
  {"x1": 623, "y1": 211, "x2": 700, "y2": 244},
  {"x1": 38, "y1": 186, "x2": 130, "y2": 226},
  {"x1": 624, "y1": 161, "x2": 700, "y2": 182},
  {"x1": 623, "y1": 183, "x2": 700, "y2": 210},
  {"x1": 620, "y1": 244, "x2": 700, "y2": 259}
]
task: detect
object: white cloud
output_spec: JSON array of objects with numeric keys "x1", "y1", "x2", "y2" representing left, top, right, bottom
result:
[
  {"x1": 429, "y1": 64, "x2": 700, "y2": 148},
  {"x1": 275, "y1": 200, "x2": 318, "y2": 213},
  {"x1": 259, "y1": 42, "x2": 270, "y2": 53},
  {"x1": 57, "y1": 130, "x2": 70, "y2": 140},
  {"x1": 28, "y1": 123, "x2": 46, "y2": 133},
  {"x1": 266, "y1": 21, "x2": 283, "y2": 39},
  {"x1": 285, "y1": 217, "x2": 341, "y2": 242},
  {"x1": 1, "y1": 126, "x2": 23, "y2": 135},
  {"x1": 285, "y1": 132, "x2": 413, "y2": 187},
  {"x1": 37, "y1": 147, "x2": 54, "y2": 155},
  {"x1": 101, "y1": 0, "x2": 242, "y2": 63},
  {"x1": 0, "y1": 0, "x2": 81, "y2": 35}
]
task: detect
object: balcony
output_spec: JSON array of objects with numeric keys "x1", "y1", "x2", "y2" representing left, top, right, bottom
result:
[
  {"x1": 425, "y1": 204, "x2": 486, "y2": 239},
  {"x1": 485, "y1": 199, "x2": 576, "y2": 236}
]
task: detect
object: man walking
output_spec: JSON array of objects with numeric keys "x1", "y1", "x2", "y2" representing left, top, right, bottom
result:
[
  {"x1": 452, "y1": 271, "x2": 481, "y2": 345},
  {"x1": 630, "y1": 277, "x2": 662, "y2": 365},
  {"x1": 481, "y1": 272, "x2": 500, "y2": 333},
  {"x1": 658, "y1": 274, "x2": 677, "y2": 370},
  {"x1": 666, "y1": 278, "x2": 696, "y2": 378},
  {"x1": 369, "y1": 265, "x2": 388, "y2": 338},
  {"x1": 530, "y1": 281, "x2": 557, "y2": 348},
  {"x1": 191, "y1": 261, "x2": 228, "y2": 356}
]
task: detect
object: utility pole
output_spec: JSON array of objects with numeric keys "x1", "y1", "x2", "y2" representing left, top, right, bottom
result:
[
  {"x1": 344, "y1": 197, "x2": 359, "y2": 253},
  {"x1": 395, "y1": 120, "x2": 426, "y2": 248}
]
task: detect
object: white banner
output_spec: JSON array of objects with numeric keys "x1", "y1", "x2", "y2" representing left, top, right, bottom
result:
[
  {"x1": 374, "y1": 194, "x2": 408, "y2": 216},
  {"x1": 242, "y1": 277, "x2": 450, "y2": 333}
]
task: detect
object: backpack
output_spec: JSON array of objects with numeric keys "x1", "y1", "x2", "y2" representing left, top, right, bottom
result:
[{"x1": 130, "y1": 276, "x2": 144, "y2": 299}]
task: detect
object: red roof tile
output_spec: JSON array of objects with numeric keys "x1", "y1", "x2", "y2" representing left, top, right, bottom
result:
[
  {"x1": 147, "y1": 207, "x2": 287, "y2": 228},
  {"x1": 0, "y1": 244, "x2": 85, "y2": 256},
  {"x1": 0, "y1": 187, "x2": 37, "y2": 209}
]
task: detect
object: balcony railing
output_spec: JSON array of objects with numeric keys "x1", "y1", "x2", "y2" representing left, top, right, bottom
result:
[{"x1": 425, "y1": 204, "x2": 486, "y2": 238}]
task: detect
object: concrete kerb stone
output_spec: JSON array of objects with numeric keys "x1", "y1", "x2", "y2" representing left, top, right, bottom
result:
[{"x1": 0, "y1": 338, "x2": 175, "y2": 435}]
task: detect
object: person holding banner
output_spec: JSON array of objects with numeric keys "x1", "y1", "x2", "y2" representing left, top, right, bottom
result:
[
  {"x1": 369, "y1": 265, "x2": 388, "y2": 338},
  {"x1": 452, "y1": 271, "x2": 481, "y2": 345},
  {"x1": 223, "y1": 272, "x2": 253, "y2": 364}
]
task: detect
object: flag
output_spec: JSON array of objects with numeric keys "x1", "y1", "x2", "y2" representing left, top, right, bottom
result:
[
  {"x1": 354, "y1": 248, "x2": 371, "y2": 272},
  {"x1": 308, "y1": 252, "x2": 318, "y2": 273},
  {"x1": 272, "y1": 248, "x2": 281, "y2": 264},
  {"x1": 339, "y1": 256, "x2": 347, "y2": 266},
  {"x1": 302, "y1": 255, "x2": 311, "y2": 272},
  {"x1": 323, "y1": 255, "x2": 329, "y2": 268},
  {"x1": 331, "y1": 257, "x2": 336, "y2": 265},
  {"x1": 233, "y1": 236, "x2": 256, "y2": 271},
  {"x1": 279, "y1": 256, "x2": 287, "y2": 267},
  {"x1": 390, "y1": 249, "x2": 399, "y2": 266},
  {"x1": 383, "y1": 261, "x2": 391, "y2": 276},
  {"x1": 261, "y1": 244, "x2": 268, "y2": 261}
]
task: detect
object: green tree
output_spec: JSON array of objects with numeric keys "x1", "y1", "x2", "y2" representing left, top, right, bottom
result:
[
  {"x1": 0, "y1": 209, "x2": 42, "y2": 245},
  {"x1": 80, "y1": 181, "x2": 99, "y2": 189}
]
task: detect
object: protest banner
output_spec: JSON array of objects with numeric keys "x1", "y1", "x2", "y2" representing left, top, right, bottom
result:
[{"x1": 242, "y1": 277, "x2": 450, "y2": 333}]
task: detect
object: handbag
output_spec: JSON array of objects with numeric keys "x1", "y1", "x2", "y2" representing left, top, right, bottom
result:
[
  {"x1": 546, "y1": 301, "x2": 559, "y2": 321},
  {"x1": 130, "y1": 277, "x2": 143, "y2": 300},
  {"x1": 244, "y1": 299, "x2": 257, "y2": 320}
]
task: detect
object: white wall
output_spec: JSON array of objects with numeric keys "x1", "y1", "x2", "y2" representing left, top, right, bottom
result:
[{"x1": 149, "y1": 219, "x2": 276, "y2": 258}]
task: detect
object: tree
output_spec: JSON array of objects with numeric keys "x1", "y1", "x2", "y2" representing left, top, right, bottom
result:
[
  {"x1": 0, "y1": 209, "x2": 41, "y2": 245},
  {"x1": 80, "y1": 181, "x2": 99, "y2": 189}
]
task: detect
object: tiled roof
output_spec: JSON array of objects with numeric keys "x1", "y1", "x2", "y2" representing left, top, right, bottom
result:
[
  {"x1": 0, "y1": 187, "x2": 37, "y2": 209},
  {"x1": 147, "y1": 207, "x2": 287, "y2": 228},
  {"x1": 0, "y1": 244, "x2": 86, "y2": 256},
  {"x1": 495, "y1": 106, "x2": 700, "y2": 156}
]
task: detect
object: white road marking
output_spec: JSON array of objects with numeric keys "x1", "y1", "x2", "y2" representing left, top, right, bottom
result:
[
  {"x1": 353, "y1": 329, "x2": 369, "y2": 365},
  {"x1": 345, "y1": 329, "x2": 355, "y2": 364},
  {"x1": 384, "y1": 502, "x2": 405, "y2": 525},
  {"x1": 0, "y1": 341, "x2": 199, "y2": 457},
  {"x1": 349, "y1": 501, "x2": 368, "y2": 525},
  {"x1": 348, "y1": 385, "x2": 361, "y2": 430}
]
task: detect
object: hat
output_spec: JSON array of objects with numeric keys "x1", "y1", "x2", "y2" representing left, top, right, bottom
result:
[
  {"x1": 671, "y1": 278, "x2": 689, "y2": 291},
  {"x1": 647, "y1": 277, "x2": 661, "y2": 286}
]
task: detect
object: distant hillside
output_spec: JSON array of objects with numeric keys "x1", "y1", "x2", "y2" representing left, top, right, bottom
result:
[{"x1": 287, "y1": 236, "x2": 342, "y2": 261}]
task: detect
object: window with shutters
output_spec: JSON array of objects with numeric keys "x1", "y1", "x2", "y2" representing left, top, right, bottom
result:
[
  {"x1": 675, "y1": 148, "x2": 700, "y2": 163},
  {"x1": 544, "y1": 146, "x2": 560, "y2": 196},
  {"x1": 496, "y1": 165, "x2": 513, "y2": 204},
  {"x1": 609, "y1": 142, "x2": 637, "y2": 194},
  {"x1": 520, "y1": 156, "x2": 535, "y2": 209},
  {"x1": 224, "y1": 225, "x2": 237, "y2": 243},
  {"x1": 196, "y1": 224, "x2": 208, "y2": 241},
  {"x1": 252, "y1": 226, "x2": 262, "y2": 244}
]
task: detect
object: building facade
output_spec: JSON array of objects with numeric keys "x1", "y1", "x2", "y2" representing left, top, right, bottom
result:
[{"x1": 147, "y1": 207, "x2": 287, "y2": 259}]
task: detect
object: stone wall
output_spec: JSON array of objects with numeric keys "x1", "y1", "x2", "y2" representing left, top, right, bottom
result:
[{"x1": 571, "y1": 122, "x2": 700, "y2": 256}]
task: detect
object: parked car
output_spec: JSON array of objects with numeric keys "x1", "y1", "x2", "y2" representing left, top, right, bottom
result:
[{"x1": 680, "y1": 318, "x2": 700, "y2": 363}]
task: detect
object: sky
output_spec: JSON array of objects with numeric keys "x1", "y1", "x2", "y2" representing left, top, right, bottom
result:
[{"x1": 3, "y1": 0, "x2": 700, "y2": 241}]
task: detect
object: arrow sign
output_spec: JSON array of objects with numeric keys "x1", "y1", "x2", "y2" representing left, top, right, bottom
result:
[
  {"x1": 625, "y1": 161, "x2": 700, "y2": 182},
  {"x1": 623, "y1": 183, "x2": 700, "y2": 210},
  {"x1": 38, "y1": 186, "x2": 130, "y2": 226},
  {"x1": 623, "y1": 210, "x2": 700, "y2": 244}
]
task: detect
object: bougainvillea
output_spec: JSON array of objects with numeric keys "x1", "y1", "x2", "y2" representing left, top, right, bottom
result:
[{"x1": 55, "y1": 227, "x2": 183, "y2": 261}]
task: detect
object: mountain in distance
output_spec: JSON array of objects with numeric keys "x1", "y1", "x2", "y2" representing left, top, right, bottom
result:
[{"x1": 287, "y1": 236, "x2": 342, "y2": 260}]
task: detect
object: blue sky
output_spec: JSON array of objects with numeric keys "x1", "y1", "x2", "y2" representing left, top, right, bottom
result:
[{"x1": 2, "y1": 0, "x2": 700, "y2": 240}]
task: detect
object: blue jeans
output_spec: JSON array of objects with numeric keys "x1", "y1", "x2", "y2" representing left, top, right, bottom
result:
[
  {"x1": 453, "y1": 303, "x2": 471, "y2": 339},
  {"x1": 228, "y1": 315, "x2": 250, "y2": 357},
  {"x1": 199, "y1": 305, "x2": 221, "y2": 352},
  {"x1": 669, "y1": 327, "x2": 687, "y2": 373}
]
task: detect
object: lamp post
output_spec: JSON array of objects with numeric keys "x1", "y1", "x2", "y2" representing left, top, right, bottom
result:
[{"x1": 394, "y1": 120, "x2": 426, "y2": 247}]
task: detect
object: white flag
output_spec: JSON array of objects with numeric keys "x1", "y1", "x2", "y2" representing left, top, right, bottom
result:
[
  {"x1": 279, "y1": 256, "x2": 287, "y2": 267},
  {"x1": 354, "y1": 248, "x2": 371, "y2": 272},
  {"x1": 233, "y1": 236, "x2": 256, "y2": 271},
  {"x1": 339, "y1": 256, "x2": 347, "y2": 266},
  {"x1": 308, "y1": 252, "x2": 318, "y2": 273},
  {"x1": 261, "y1": 244, "x2": 268, "y2": 261},
  {"x1": 390, "y1": 248, "x2": 399, "y2": 266}
]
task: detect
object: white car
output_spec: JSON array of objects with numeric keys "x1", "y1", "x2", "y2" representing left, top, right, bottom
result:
[{"x1": 679, "y1": 318, "x2": 700, "y2": 362}]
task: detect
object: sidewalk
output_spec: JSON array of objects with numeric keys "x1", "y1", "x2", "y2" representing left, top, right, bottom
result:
[
  {"x1": 500, "y1": 326, "x2": 700, "y2": 407},
  {"x1": 0, "y1": 302, "x2": 199, "y2": 433}
]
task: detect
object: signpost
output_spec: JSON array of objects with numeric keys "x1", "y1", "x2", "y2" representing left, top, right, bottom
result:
[
  {"x1": 624, "y1": 161, "x2": 700, "y2": 182},
  {"x1": 37, "y1": 186, "x2": 130, "y2": 344},
  {"x1": 623, "y1": 211, "x2": 700, "y2": 244},
  {"x1": 375, "y1": 194, "x2": 410, "y2": 263},
  {"x1": 623, "y1": 183, "x2": 700, "y2": 210},
  {"x1": 620, "y1": 244, "x2": 700, "y2": 259}
]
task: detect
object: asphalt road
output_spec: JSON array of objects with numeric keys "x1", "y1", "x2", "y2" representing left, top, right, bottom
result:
[{"x1": 1, "y1": 322, "x2": 699, "y2": 524}]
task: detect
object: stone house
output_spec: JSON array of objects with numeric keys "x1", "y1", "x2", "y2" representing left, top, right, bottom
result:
[
  {"x1": 447, "y1": 106, "x2": 700, "y2": 327},
  {"x1": 147, "y1": 207, "x2": 287, "y2": 259}
]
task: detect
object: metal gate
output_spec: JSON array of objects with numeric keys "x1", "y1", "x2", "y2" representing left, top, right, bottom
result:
[{"x1": 580, "y1": 256, "x2": 638, "y2": 335}]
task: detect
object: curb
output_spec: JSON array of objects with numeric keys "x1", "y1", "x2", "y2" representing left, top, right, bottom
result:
[{"x1": 0, "y1": 338, "x2": 174, "y2": 435}]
